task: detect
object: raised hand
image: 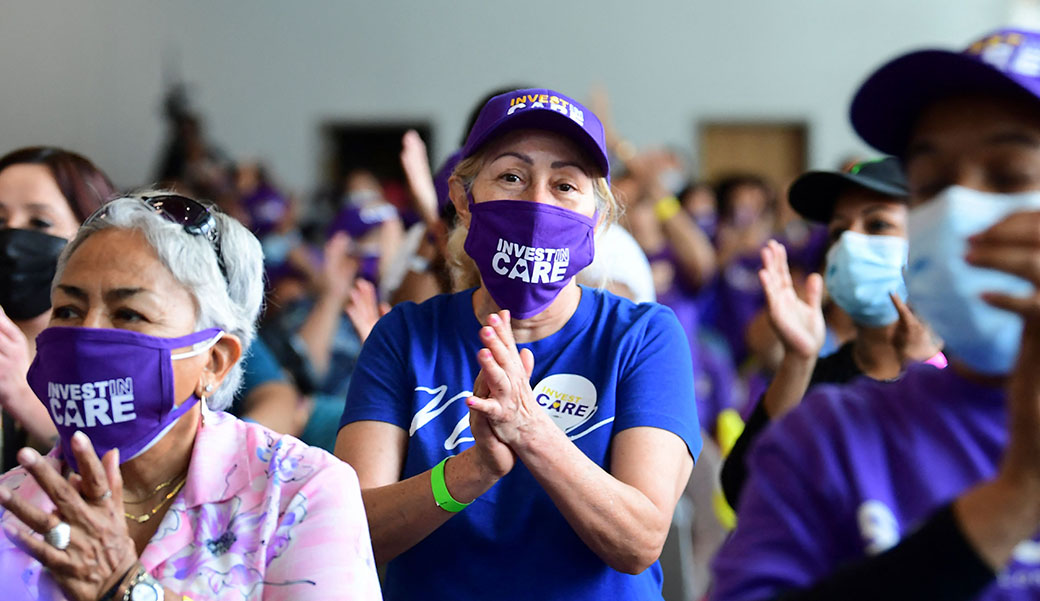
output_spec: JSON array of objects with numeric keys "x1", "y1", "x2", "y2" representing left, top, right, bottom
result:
[
  {"x1": 758, "y1": 239, "x2": 825, "y2": 361},
  {"x1": 967, "y1": 210, "x2": 1040, "y2": 487},
  {"x1": 0, "y1": 305, "x2": 32, "y2": 411},
  {"x1": 0, "y1": 306, "x2": 57, "y2": 442},
  {"x1": 953, "y1": 209, "x2": 1040, "y2": 570},
  {"x1": 321, "y1": 231, "x2": 358, "y2": 302},
  {"x1": 345, "y1": 279, "x2": 391, "y2": 344},
  {"x1": 400, "y1": 130, "x2": 439, "y2": 225},
  {"x1": 0, "y1": 433, "x2": 137, "y2": 601},
  {"x1": 466, "y1": 311, "x2": 546, "y2": 449},
  {"x1": 466, "y1": 343, "x2": 530, "y2": 479},
  {"x1": 890, "y1": 292, "x2": 943, "y2": 365}
]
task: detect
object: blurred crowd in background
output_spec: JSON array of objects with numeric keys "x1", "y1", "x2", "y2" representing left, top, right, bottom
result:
[{"x1": 141, "y1": 83, "x2": 847, "y2": 458}]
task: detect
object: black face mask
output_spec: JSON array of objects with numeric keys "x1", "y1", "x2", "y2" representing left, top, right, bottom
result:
[{"x1": 0, "y1": 229, "x2": 67, "y2": 321}]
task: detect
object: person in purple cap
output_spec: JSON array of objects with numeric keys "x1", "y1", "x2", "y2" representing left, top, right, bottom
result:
[
  {"x1": 719, "y1": 157, "x2": 944, "y2": 508},
  {"x1": 336, "y1": 88, "x2": 702, "y2": 600},
  {"x1": 712, "y1": 28, "x2": 1040, "y2": 601}
]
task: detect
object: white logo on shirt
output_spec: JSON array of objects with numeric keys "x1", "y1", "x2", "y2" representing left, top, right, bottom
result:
[
  {"x1": 1012, "y1": 540, "x2": 1040, "y2": 565},
  {"x1": 531, "y1": 373, "x2": 598, "y2": 433},
  {"x1": 410, "y1": 376, "x2": 608, "y2": 450},
  {"x1": 857, "y1": 500, "x2": 900, "y2": 555}
]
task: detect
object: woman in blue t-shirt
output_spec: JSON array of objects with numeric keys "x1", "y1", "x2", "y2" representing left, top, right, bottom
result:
[{"x1": 335, "y1": 88, "x2": 701, "y2": 600}]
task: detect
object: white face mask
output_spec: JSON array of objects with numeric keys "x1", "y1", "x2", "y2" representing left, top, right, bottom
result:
[{"x1": 906, "y1": 186, "x2": 1040, "y2": 374}]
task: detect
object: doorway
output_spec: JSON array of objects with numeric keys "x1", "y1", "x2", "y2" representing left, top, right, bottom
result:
[
  {"x1": 698, "y1": 121, "x2": 807, "y2": 194},
  {"x1": 318, "y1": 121, "x2": 435, "y2": 213}
]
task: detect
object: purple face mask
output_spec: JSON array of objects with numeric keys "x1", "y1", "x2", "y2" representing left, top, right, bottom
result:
[
  {"x1": 26, "y1": 326, "x2": 223, "y2": 472},
  {"x1": 464, "y1": 196, "x2": 596, "y2": 318}
]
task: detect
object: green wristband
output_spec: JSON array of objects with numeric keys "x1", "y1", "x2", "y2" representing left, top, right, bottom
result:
[{"x1": 431, "y1": 456, "x2": 471, "y2": 512}]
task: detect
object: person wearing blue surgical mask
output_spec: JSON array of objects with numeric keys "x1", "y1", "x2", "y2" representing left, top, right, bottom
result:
[
  {"x1": 719, "y1": 157, "x2": 944, "y2": 507},
  {"x1": 713, "y1": 28, "x2": 1040, "y2": 601}
]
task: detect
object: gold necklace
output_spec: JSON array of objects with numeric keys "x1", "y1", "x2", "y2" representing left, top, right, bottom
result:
[
  {"x1": 122, "y1": 473, "x2": 183, "y2": 505},
  {"x1": 124, "y1": 477, "x2": 187, "y2": 524}
]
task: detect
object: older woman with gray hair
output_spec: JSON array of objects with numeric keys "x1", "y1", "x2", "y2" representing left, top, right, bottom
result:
[{"x1": 0, "y1": 193, "x2": 381, "y2": 601}]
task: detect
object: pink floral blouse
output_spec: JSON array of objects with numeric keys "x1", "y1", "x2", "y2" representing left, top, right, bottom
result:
[{"x1": 0, "y1": 407, "x2": 382, "y2": 600}]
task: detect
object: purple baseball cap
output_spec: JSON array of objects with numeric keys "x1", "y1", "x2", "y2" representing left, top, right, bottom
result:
[
  {"x1": 851, "y1": 29, "x2": 1040, "y2": 154},
  {"x1": 460, "y1": 88, "x2": 609, "y2": 178}
]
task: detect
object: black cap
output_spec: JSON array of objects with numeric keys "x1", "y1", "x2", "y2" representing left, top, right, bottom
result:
[{"x1": 788, "y1": 157, "x2": 908, "y2": 224}]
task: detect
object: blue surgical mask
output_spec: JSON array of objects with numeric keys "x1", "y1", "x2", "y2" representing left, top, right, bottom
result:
[
  {"x1": 260, "y1": 231, "x2": 297, "y2": 265},
  {"x1": 906, "y1": 186, "x2": 1040, "y2": 375},
  {"x1": 824, "y1": 231, "x2": 908, "y2": 327}
]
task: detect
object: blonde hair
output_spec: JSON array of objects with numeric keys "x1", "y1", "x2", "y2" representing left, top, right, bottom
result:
[{"x1": 445, "y1": 153, "x2": 621, "y2": 291}]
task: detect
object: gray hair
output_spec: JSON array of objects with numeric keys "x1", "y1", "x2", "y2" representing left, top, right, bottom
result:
[{"x1": 54, "y1": 193, "x2": 265, "y2": 410}]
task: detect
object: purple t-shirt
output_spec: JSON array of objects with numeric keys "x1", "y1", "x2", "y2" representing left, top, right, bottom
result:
[
  {"x1": 711, "y1": 253, "x2": 764, "y2": 364},
  {"x1": 693, "y1": 338, "x2": 737, "y2": 436},
  {"x1": 712, "y1": 363, "x2": 1040, "y2": 600}
]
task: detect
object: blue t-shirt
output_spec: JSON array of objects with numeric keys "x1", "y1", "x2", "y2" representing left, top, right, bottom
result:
[{"x1": 340, "y1": 286, "x2": 701, "y2": 601}]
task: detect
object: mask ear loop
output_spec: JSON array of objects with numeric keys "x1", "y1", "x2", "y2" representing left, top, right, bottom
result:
[
  {"x1": 171, "y1": 331, "x2": 225, "y2": 410},
  {"x1": 170, "y1": 331, "x2": 225, "y2": 361}
]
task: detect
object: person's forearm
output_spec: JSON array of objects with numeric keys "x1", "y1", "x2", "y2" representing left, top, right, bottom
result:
[
  {"x1": 762, "y1": 353, "x2": 817, "y2": 419},
  {"x1": 361, "y1": 446, "x2": 499, "y2": 564},
  {"x1": 2, "y1": 383, "x2": 57, "y2": 444},
  {"x1": 287, "y1": 246, "x2": 321, "y2": 285},
  {"x1": 392, "y1": 270, "x2": 443, "y2": 305},
  {"x1": 297, "y1": 293, "x2": 345, "y2": 376},
  {"x1": 662, "y1": 211, "x2": 717, "y2": 289},
  {"x1": 954, "y1": 476, "x2": 1040, "y2": 569},
  {"x1": 377, "y1": 220, "x2": 405, "y2": 283},
  {"x1": 954, "y1": 321, "x2": 1040, "y2": 569},
  {"x1": 512, "y1": 424, "x2": 674, "y2": 574},
  {"x1": 745, "y1": 311, "x2": 784, "y2": 371},
  {"x1": 391, "y1": 238, "x2": 446, "y2": 304}
]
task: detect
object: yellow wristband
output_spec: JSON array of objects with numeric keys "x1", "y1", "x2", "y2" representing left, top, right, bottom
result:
[{"x1": 654, "y1": 195, "x2": 682, "y2": 222}]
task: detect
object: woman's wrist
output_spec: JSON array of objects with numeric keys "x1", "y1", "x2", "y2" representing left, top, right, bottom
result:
[
  {"x1": 762, "y1": 353, "x2": 818, "y2": 418},
  {"x1": 450, "y1": 447, "x2": 503, "y2": 502},
  {"x1": 653, "y1": 195, "x2": 683, "y2": 223},
  {"x1": 508, "y1": 409, "x2": 564, "y2": 459},
  {"x1": 98, "y1": 557, "x2": 140, "y2": 601},
  {"x1": 779, "y1": 350, "x2": 818, "y2": 373}
]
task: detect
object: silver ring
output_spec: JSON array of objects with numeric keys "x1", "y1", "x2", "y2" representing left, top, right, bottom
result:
[
  {"x1": 89, "y1": 490, "x2": 112, "y2": 503},
  {"x1": 44, "y1": 521, "x2": 71, "y2": 550}
]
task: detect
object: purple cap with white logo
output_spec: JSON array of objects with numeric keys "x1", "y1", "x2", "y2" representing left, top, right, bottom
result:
[
  {"x1": 460, "y1": 88, "x2": 609, "y2": 178},
  {"x1": 851, "y1": 29, "x2": 1040, "y2": 154}
]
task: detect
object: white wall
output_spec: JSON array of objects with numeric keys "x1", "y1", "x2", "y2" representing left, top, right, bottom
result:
[{"x1": 0, "y1": 1, "x2": 1012, "y2": 192}]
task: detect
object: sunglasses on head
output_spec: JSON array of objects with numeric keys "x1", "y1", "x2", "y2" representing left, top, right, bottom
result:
[{"x1": 87, "y1": 194, "x2": 229, "y2": 284}]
